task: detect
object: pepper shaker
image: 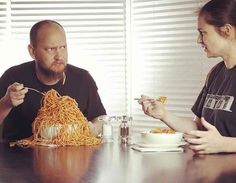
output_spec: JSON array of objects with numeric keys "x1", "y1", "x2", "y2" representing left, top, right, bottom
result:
[{"x1": 119, "y1": 115, "x2": 130, "y2": 144}]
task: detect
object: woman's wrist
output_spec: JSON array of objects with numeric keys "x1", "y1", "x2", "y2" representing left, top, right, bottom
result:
[{"x1": 221, "y1": 137, "x2": 236, "y2": 153}]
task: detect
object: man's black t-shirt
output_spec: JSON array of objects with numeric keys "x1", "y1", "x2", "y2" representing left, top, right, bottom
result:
[
  {"x1": 192, "y1": 61, "x2": 236, "y2": 137},
  {"x1": 0, "y1": 61, "x2": 106, "y2": 140}
]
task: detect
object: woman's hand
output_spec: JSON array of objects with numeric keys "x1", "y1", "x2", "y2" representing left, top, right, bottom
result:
[
  {"x1": 138, "y1": 95, "x2": 166, "y2": 120},
  {"x1": 184, "y1": 118, "x2": 226, "y2": 154}
]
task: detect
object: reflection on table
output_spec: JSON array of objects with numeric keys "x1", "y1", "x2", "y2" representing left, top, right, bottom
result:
[
  {"x1": 1, "y1": 140, "x2": 236, "y2": 183},
  {"x1": 33, "y1": 146, "x2": 97, "y2": 183}
]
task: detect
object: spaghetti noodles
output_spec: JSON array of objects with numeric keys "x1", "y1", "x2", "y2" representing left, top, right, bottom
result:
[
  {"x1": 157, "y1": 96, "x2": 167, "y2": 104},
  {"x1": 150, "y1": 127, "x2": 175, "y2": 134},
  {"x1": 11, "y1": 89, "x2": 101, "y2": 147}
]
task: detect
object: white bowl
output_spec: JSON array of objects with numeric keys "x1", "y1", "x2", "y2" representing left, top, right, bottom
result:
[
  {"x1": 40, "y1": 124, "x2": 79, "y2": 140},
  {"x1": 141, "y1": 131, "x2": 183, "y2": 144}
]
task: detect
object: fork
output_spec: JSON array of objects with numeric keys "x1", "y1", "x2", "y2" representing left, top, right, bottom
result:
[{"x1": 26, "y1": 87, "x2": 45, "y2": 96}]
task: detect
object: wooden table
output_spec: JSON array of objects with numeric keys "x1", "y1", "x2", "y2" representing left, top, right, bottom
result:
[{"x1": 1, "y1": 140, "x2": 236, "y2": 183}]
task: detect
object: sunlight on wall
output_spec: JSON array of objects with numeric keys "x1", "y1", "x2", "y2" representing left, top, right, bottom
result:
[
  {"x1": 0, "y1": 39, "x2": 31, "y2": 76},
  {"x1": 68, "y1": 44, "x2": 117, "y2": 114}
]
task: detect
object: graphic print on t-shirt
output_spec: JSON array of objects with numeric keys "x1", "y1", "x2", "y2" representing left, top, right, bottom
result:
[{"x1": 204, "y1": 94, "x2": 234, "y2": 112}]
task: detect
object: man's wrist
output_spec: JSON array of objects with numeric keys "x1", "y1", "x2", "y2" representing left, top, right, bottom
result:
[{"x1": 0, "y1": 96, "x2": 13, "y2": 109}]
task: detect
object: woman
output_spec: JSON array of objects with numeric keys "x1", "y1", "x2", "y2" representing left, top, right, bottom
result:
[{"x1": 138, "y1": 0, "x2": 236, "y2": 154}]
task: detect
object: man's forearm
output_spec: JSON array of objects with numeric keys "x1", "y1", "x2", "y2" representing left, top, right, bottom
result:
[{"x1": 0, "y1": 97, "x2": 12, "y2": 124}]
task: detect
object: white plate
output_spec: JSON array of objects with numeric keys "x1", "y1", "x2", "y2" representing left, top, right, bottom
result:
[
  {"x1": 131, "y1": 145, "x2": 184, "y2": 152},
  {"x1": 39, "y1": 143, "x2": 59, "y2": 147},
  {"x1": 135, "y1": 141, "x2": 187, "y2": 148}
]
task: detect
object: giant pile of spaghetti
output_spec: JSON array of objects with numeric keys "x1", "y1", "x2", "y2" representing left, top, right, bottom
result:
[{"x1": 11, "y1": 89, "x2": 101, "y2": 147}]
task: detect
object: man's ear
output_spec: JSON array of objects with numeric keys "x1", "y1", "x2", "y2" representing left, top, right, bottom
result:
[
  {"x1": 28, "y1": 44, "x2": 36, "y2": 59},
  {"x1": 219, "y1": 24, "x2": 233, "y2": 38}
]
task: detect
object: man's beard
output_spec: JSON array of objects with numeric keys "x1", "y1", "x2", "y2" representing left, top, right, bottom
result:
[{"x1": 37, "y1": 62, "x2": 66, "y2": 80}]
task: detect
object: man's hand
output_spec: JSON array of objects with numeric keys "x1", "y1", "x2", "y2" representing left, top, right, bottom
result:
[
  {"x1": 88, "y1": 115, "x2": 107, "y2": 137},
  {"x1": 88, "y1": 121, "x2": 98, "y2": 136},
  {"x1": 2, "y1": 82, "x2": 28, "y2": 108}
]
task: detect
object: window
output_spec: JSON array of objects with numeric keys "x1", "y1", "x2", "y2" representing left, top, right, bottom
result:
[
  {"x1": 130, "y1": 0, "x2": 219, "y2": 132},
  {"x1": 7, "y1": 0, "x2": 127, "y2": 124},
  {"x1": 0, "y1": 0, "x2": 219, "y2": 133},
  {"x1": 0, "y1": 0, "x2": 7, "y2": 46}
]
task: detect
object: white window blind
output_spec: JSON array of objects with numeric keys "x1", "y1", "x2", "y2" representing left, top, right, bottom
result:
[
  {"x1": 0, "y1": 0, "x2": 220, "y2": 134},
  {"x1": 8, "y1": 0, "x2": 127, "y2": 122},
  {"x1": 130, "y1": 0, "x2": 219, "y2": 132},
  {"x1": 0, "y1": 0, "x2": 7, "y2": 43}
]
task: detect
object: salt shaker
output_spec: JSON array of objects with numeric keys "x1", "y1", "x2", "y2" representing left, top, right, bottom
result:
[{"x1": 101, "y1": 116, "x2": 114, "y2": 143}]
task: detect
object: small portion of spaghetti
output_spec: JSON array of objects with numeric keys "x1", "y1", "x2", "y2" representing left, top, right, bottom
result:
[
  {"x1": 157, "y1": 96, "x2": 167, "y2": 104},
  {"x1": 11, "y1": 89, "x2": 101, "y2": 147},
  {"x1": 150, "y1": 127, "x2": 175, "y2": 134}
]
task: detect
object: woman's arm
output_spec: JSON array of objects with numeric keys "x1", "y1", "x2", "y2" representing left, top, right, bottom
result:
[
  {"x1": 161, "y1": 110, "x2": 198, "y2": 132},
  {"x1": 138, "y1": 95, "x2": 198, "y2": 132}
]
